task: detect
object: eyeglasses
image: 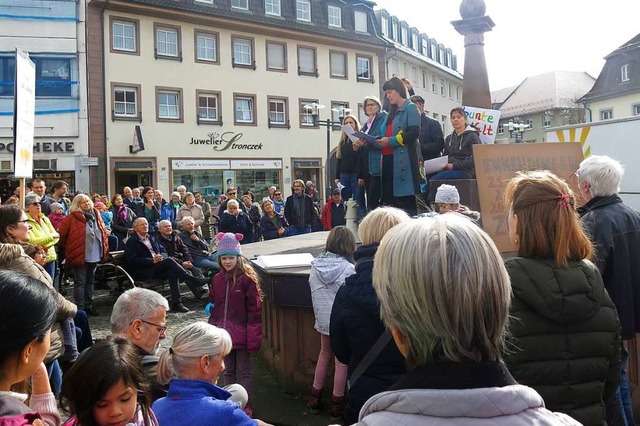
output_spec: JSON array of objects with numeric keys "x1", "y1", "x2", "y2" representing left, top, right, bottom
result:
[
  {"x1": 29, "y1": 202, "x2": 40, "y2": 206},
  {"x1": 139, "y1": 319, "x2": 167, "y2": 334},
  {"x1": 274, "y1": 193, "x2": 281, "y2": 196},
  {"x1": 228, "y1": 192, "x2": 237, "y2": 195},
  {"x1": 17, "y1": 219, "x2": 30, "y2": 224}
]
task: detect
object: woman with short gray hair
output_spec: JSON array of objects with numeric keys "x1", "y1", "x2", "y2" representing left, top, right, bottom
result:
[{"x1": 358, "y1": 215, "x2": 581, "y2": 425}]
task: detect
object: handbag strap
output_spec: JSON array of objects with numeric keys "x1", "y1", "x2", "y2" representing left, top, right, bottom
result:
[{"x1": 348, "y1": 330, "x2": 392, "y2": 390}]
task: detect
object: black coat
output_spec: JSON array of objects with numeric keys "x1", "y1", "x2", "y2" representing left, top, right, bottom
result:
[
  {"x1": 218, "y1": 211, "x2": 254, "y2": 244},
  {"x1": 155, "y1": 231, "x2": 193, "y2": 263},
  {"x1": 418, "y1": 113, "x2": 444, "y2": 161},
  {"x1": 578, "y1": 195, "x2": 640, "y2": 339},
  {"x1": 110, "y1": 206, "x2": 137, "y2": 243},
  {"x1": 284, "y1": 193, "x2": 315, "y2": 228},
  {"x1": 124, "y1": 233, "x2": 166, "y2": 281},
  {"x1": 505, "y1": 257, "x2": 620, "y2": 426},
  {"x1": 330, "y1": 244, "x2": 406, "y2": 424},
  {"x1": 260, "y1": 214, "x2": 289, "y2": 240},
  {"x1": 178, "y1": 230, "x2": 210, "y2": 261}
]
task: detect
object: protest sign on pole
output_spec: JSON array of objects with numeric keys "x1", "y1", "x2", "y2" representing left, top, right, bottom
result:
[
  {"x1": 13, "y1": 47, "x2": 36, "y2": 180},
  {"x1": 463, "y1": 106, "x2": 501, "y2": 144}
]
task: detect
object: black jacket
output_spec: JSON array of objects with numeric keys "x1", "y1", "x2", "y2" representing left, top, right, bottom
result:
[
  {"x1": 260, "y1": 214, "x2": 289, "y2": 240},
  {"x1": 330, "y1": 244, "x2": 406, "y2": 424},
  {"x1": 418, "y1": 113, "x2": 444, "y2": 161},
  {"x1": 178, "y1": 230, "x2": 210, "y2": 261},
  {"x1": 284, "y1": 193, "x2": 315, "y2": 227},
  {"x1": 110, "y1": 206, "x2": 137, "y2": 242},
  {"x1": 218, "y1": 211, "x2": 254, "y2": 244},
  {"x1": 335, "y1": 138, "x2": 362, "y2": 178},
  {"x1": 124, "y1": 233, "x2": 166, "y2": 281},
  {"x1": 578, "y1": 195, "x2": 640, "y2": 339},
  {"x1": 155, "y1": 230, "x2": 193, "y2": 263},
  {"x1": 505, "y1": 257, "x2": 620, "y2": 426},
  {"x1": 443, "y1": 127, "x2": 480, "y2": 177}
]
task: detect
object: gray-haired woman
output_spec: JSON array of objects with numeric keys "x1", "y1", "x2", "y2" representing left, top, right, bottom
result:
[{"x1": 359, "y1": 214, "x2": 581, "y2": 425}]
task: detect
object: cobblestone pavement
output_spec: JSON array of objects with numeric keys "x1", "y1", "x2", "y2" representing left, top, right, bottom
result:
[{"x1": 69, "y1": 281, "x2": 335, "y2": 426}]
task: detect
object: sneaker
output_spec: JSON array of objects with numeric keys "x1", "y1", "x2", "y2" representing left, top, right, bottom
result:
[
  {"x1": 84, "y1": 306, "x2": 99, "y2": 316},
  {"x1": 198, "y1": 287, "x2": 209, "y2": 299},
  {"x1": 170, "y1": 302, "x2": 190, "y2": 313}
]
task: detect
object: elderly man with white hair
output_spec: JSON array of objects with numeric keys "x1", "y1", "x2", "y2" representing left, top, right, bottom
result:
[
  {"x1": 111, "y1": 287, "x2": 170, "y2": 401},
  {"x1": 577, "y1": 154, "x2": 640, "y2": 425}
]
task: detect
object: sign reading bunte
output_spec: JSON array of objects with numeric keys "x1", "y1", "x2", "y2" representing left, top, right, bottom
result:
[
  {"x1": 190, "y1": 131, "x2": 263, "y2": 151},
  {"x1": 463, "y1": 106, "x2": 501, "y2": 144}
]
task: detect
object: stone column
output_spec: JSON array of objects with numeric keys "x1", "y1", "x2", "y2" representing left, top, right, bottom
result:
[{"x1": 451, "y1": 0, "x2": 495, "y2": 108}]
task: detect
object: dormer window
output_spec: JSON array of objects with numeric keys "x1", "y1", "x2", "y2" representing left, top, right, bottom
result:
[{"x1": 621, "y1": 64, "x2": 630, "y2": 82}]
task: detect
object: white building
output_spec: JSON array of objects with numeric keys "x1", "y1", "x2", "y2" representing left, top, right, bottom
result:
[{"x1": 0, "y1": 0, "x2": 90, "y2": 197}]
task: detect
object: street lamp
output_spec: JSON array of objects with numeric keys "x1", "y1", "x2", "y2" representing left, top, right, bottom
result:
[
  {"x1": 303, "y1": 102, "x2": 350, "y2": 201},
  {"x1": 507, "y1": 119, "x2": 529, "y2": 143}
]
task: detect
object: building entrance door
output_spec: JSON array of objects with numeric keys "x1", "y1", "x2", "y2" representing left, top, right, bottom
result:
[
  {"x1": 114, "y1": 171, "x2": 152, "y2": 193},
  {"x1": 292, "y1": 159, "x2": 323, "y2": 200}
]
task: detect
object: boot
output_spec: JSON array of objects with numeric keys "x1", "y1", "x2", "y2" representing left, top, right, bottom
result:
[
  {"x1": 329, "y1": 395, "x2": 345, "y2": 422},
  {"x1": 307, "y1": 387, "x2": 322, "y2": 415},
  {"x1": 170, "y1": 301, "x2": 189, "y2": 313}
]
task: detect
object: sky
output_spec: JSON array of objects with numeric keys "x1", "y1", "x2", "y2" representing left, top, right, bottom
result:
[{"x1": 371, "y1": 0, "x2": 640, "y2": 91}]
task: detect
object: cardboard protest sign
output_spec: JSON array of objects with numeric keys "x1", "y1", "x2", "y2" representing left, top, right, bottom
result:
[
  {"x1": 473, "y1": 142, "x2": 583, "y2": 252},
  {"x1": 463, "y1": 106, "x2": 500, "y2": 144}
]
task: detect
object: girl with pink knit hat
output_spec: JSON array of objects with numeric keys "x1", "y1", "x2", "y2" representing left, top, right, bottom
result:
[{"x1": 208, "y1": 232, "x2": 263, "y2": 418}]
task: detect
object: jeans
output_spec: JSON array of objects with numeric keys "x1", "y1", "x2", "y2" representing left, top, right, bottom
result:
[
  {"x1": 366, "y1": 176, "x2": 381, "y2": 212},
  {"x1": 44, "y1": 261, "x2": 56, "y2": 282},
  {"x1": 151, "y1": 257, "x2": 204, "y2": 301},
  {"x1": 73, "y1": 262, "x2": 97, "y2": 309},
  {"x1": 288, "y1": 226, "x2": 311, "y2": 236},
  {"x1": 46, "y1": 360, "x2": 62, "y2": 397},
  {"x1": 430, "y1": 169, "x2": 469, "y2": 180},
  {"x1": 340, "y1": 172, "x2": 366, "y2": 220},
  {"x1": 74, "y1": 310, "x2": 93, "y2": 352},
  {"x1": 194, "y1": 253, "x2": 220, "y2": 271},
  {"x1": 618, "y1": 342, "x2": 635, "y2": 425},
  {"x1": 312, "y1": 333, "x2": 348, "y2": 397},
  {"x1": 224, "y1": 349, "x2": 254, "y2": 404}
]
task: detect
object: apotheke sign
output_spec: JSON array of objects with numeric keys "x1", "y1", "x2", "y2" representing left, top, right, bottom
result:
[
  {"x1": 0, "y1": 141, "x2": 75, "y2": 153},
  {"x1": 189, "y1": 131, "x2": 263, "y2": 151}
]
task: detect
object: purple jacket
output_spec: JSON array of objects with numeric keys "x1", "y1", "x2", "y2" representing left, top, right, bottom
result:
[{"x1": 208, "y1": 268, "x2": 262, "y2": 352}]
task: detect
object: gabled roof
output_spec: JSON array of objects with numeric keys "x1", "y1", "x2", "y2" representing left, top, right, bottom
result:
[
  {"x1": 605, "y1": 33, "x2": 640, "y2": 59},
  {"x1": 491, "y1": 71, "x2": 595, "y2": 118}
]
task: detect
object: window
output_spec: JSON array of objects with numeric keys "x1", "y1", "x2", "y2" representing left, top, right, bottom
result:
[
  {"x1": 111, "y1": 18, "x2": 138, "y2": 54},
  {"x1": 392, "y1": 20, "x2": 398, "y2": 41},
  {"x1": 232, "y1": 36, "x2": 255, "y2": 68},
  {"x1": 156, "y1": 87, "x2": 183, "y2": 122},
  {"x1": 265, "y1": 0, "x2": 281, "y2": 16},
  {"x1": 439, "y1": 46, "x2": 445, "y2": 63},
  {"x1": 296, "y1": 0, "x2": 311, "y2": 21},
  {"x1": 497, "y1": 123, "x2": 504, "y2": 134},
  {"x1": 421, "y1": 37, "x2": 428, "y2": 56},
  {"x1": 297, "y1": 46, "x2": 317, "y2": 76},
  {"x1": 600, "y1": 109, "x2": 613, "y2": 120},
  {"x1": 112, "y1": 84, "x2": 140, "y2": 120},
  {"x1": 299, "y1": 98, "x2": 318, "y2": 128},
  {"x1": 356, "y1": 55, "x2": 372, "y2": 82},
  {"x1": 381, "y1": 16, "x2": 388, "y2": 37},
  {"x1": 268, "y1": 97, "x2": 289, "y2": 128},
  {"x1": 195, "y1": 31, "x2": 218, "y2": 64},
  {"x1": 543, "y1": 114, "x2": 551, "y2": 127},
  {"x1": 524, "y1": 119, "x2": 533, "y2": 130},
  {"x1": 234, "y1": 94, "x2": 256, "y2": 125},
  {"x1": 155, "y1": 24, "x2": 180, "y2": 60},
  {"x1": 195, "y1": 0, "x2": 213, "y2": 3},
  {"x1": 433, "y1": 112, "x2": 439, "y2": 121},
  {"x1": 431, "y1": 75, "x2": 436, "y2": 93},
  {"x1": 401, "y1": 27, "x2": 408, "y2": 45},
  {"x1": 456, "y1": 86, "x2": 461, "y2": 101},
  {"x1": 448, "y1": 83, "x2": 453, "y2": 99},
  {"x1": 196, "y1": 90, "x2": 221, "y2": 124},
  {"x1": 231, "y1": 0, "x2": 248, "y2": 9},
  {"x1": 354, "y1": 10, "x2": 368, "y2": 33},
  {"x1": 266, "y1": 41, "x2": 287, "y2": 71},
  {"x1": 0, "y1": 56, "x2": 77, "y2": 97},
  {"x1": 440, "y1": 78, "x2": 445, "y2": 96},
  {"x1": 422, "y1": 72, "x2": 428, "y2": 89},
  {"x1": 110, "y1": 18, "x2": 139, "y2": 56},
  {"x1": 412, "y1": 33, "x2": 419, "y2": 51},
  {"x1": 331, "y1": 101, "x2": 350, "y2": 130},
  {"x1": 634, "y1": 104, "x2": 640, "y2": 116},
  {"x1": 330, "y1": 51, "x2": 347, "y2": 79},
  {"x1": 621, "y1": 64, "x2": 630, "y2": 82},
  {"x1": 429, "y1": 41, "x2": 437, "y2": 59},
  {"x1": 328, "y1": 5, "x2": 341, "y2": 28}
]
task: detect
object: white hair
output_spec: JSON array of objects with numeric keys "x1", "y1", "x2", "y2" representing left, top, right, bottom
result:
[
  {"x1": 177, "y1": 185, "x2": 187, "y2": 192},
  {"x1": 578, "y1": 155, "x2": 624, "y2": 197},
  {"x1": 373, "y1": 214, "x2": 511, "y2": 367},
  {"x1": 180, "y1": 216, "x2": 195, "y2": 225},
  {"x1": 158, "y1": 219, "x2": 172, "y2": 228},
  {"x1": 227, "y1": 199, "x2": 239, "y2": 209},
  {"x1": 156, "y1": 322, "x2": 232, "y2": 385},
  {"x1": 155, "y1": 190, "x2": 164, "y2": 197},
  {"x1": 110, "y1": 288, "x2": 169, "y2": 334}
]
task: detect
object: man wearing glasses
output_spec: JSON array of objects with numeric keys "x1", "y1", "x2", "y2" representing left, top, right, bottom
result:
[
  {"x1": 111, "y1": 287, "x2": 170, "y2": 401},
  {"x1": 218, "y1": 186, "x2": 248, "y2": 214}
]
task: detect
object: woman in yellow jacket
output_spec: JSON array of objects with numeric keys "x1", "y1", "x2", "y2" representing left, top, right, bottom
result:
[{"x1": 25, "y1": 193, "x2": 60, "y2": 280}]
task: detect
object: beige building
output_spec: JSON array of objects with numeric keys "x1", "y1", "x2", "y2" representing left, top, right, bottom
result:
[
  {"x1": 88, "y1": 0, "x2": 391, "y2": 200},
  {"x1": 375, "y1": 9, "x2": 463, "y2": 135},
  {"x1": 492, "y1": 71, "x2": 595, "y2": 143}
]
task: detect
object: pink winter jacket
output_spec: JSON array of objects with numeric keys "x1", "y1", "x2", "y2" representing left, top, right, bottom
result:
[{"x1": 208, "y1": 268, "x2": 262, "y2": 352}]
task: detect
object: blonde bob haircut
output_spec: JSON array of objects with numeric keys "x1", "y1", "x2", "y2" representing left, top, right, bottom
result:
[
  {"x1": 358, "y1": 207, "x2": 410, "y2": 245},
  {"x1": 505, "y1": 170, "x2": 593, "y2": 267},
  {"x1": 68, "y1": 194, "x2": 93, "y2": 213},
  {"x1": 156, "y1": 322, "x2": 232, "y2": 385},
  {"x1": 373, "y1": 214, "x2": 511, "y2": 367}
]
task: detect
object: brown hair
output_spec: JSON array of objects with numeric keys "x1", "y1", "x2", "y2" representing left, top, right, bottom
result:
[
  {"x1": 505, "y1": 170, "x2": 593, "y2": 267},
  {"x1": 336, "y1": 115, "x2": 361, "y2": 159},
  {"x1": 325, "y1": 226, "x2": 356, "y2": 261},
  {"x1": 450, "y1": 107, "x2": 466, "y2": 119}
]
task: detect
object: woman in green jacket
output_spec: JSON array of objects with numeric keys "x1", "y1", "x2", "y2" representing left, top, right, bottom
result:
[
  {"x1": 504, "y1": 170, "x2": 621, "y2": 426},
  {"x1": 25, "y1": 193, "x2": 59, "y2": 281}
]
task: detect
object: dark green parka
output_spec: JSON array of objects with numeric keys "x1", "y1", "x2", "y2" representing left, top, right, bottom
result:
[{"x1": 505, "y1": 257, "x2": 620, "y2": 426}]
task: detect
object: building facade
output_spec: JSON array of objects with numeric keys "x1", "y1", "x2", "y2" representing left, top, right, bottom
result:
[
  {"x1": 87, "y1": 0, "x2": 390, "y2": 201},
  {"x1": 375, "y1": 9, "x2": 463, "y2": 135},
  {"x1": 492, "y1": 71, "x2": 594, "y2": 143},
  {"x1": 0, "y1": 0, "x2": 90, "y2": 197},
  {"x1": 580, "y1": 34, "x2": 640, "y2": 122}
]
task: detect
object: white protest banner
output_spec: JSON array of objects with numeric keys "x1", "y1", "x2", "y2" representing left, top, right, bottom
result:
[
  {"x1": 463, "y1": 106, "x2": 501, "y2": 144},
  {"x1": 13, "y1": 47, "x2": 36, "y2": 178}
]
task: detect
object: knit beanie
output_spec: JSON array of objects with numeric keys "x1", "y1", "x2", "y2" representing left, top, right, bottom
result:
[
  {"x1": 217, "y1": 232, "x2": 243, "y2": 256},
  {"x1": 382, "y1": 76, "x2": 407, "y2": 99},
  {"x1": 435, "y1": 184, "x2": 460, "y2": 204},
  {"x1": 50, "y1": 202, "x2": 63, "y2": 212}
]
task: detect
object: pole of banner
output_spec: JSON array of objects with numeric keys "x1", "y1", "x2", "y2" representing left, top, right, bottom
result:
[{"x1": 20, "y1": 178, "x2": 26, "y2": 209}]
